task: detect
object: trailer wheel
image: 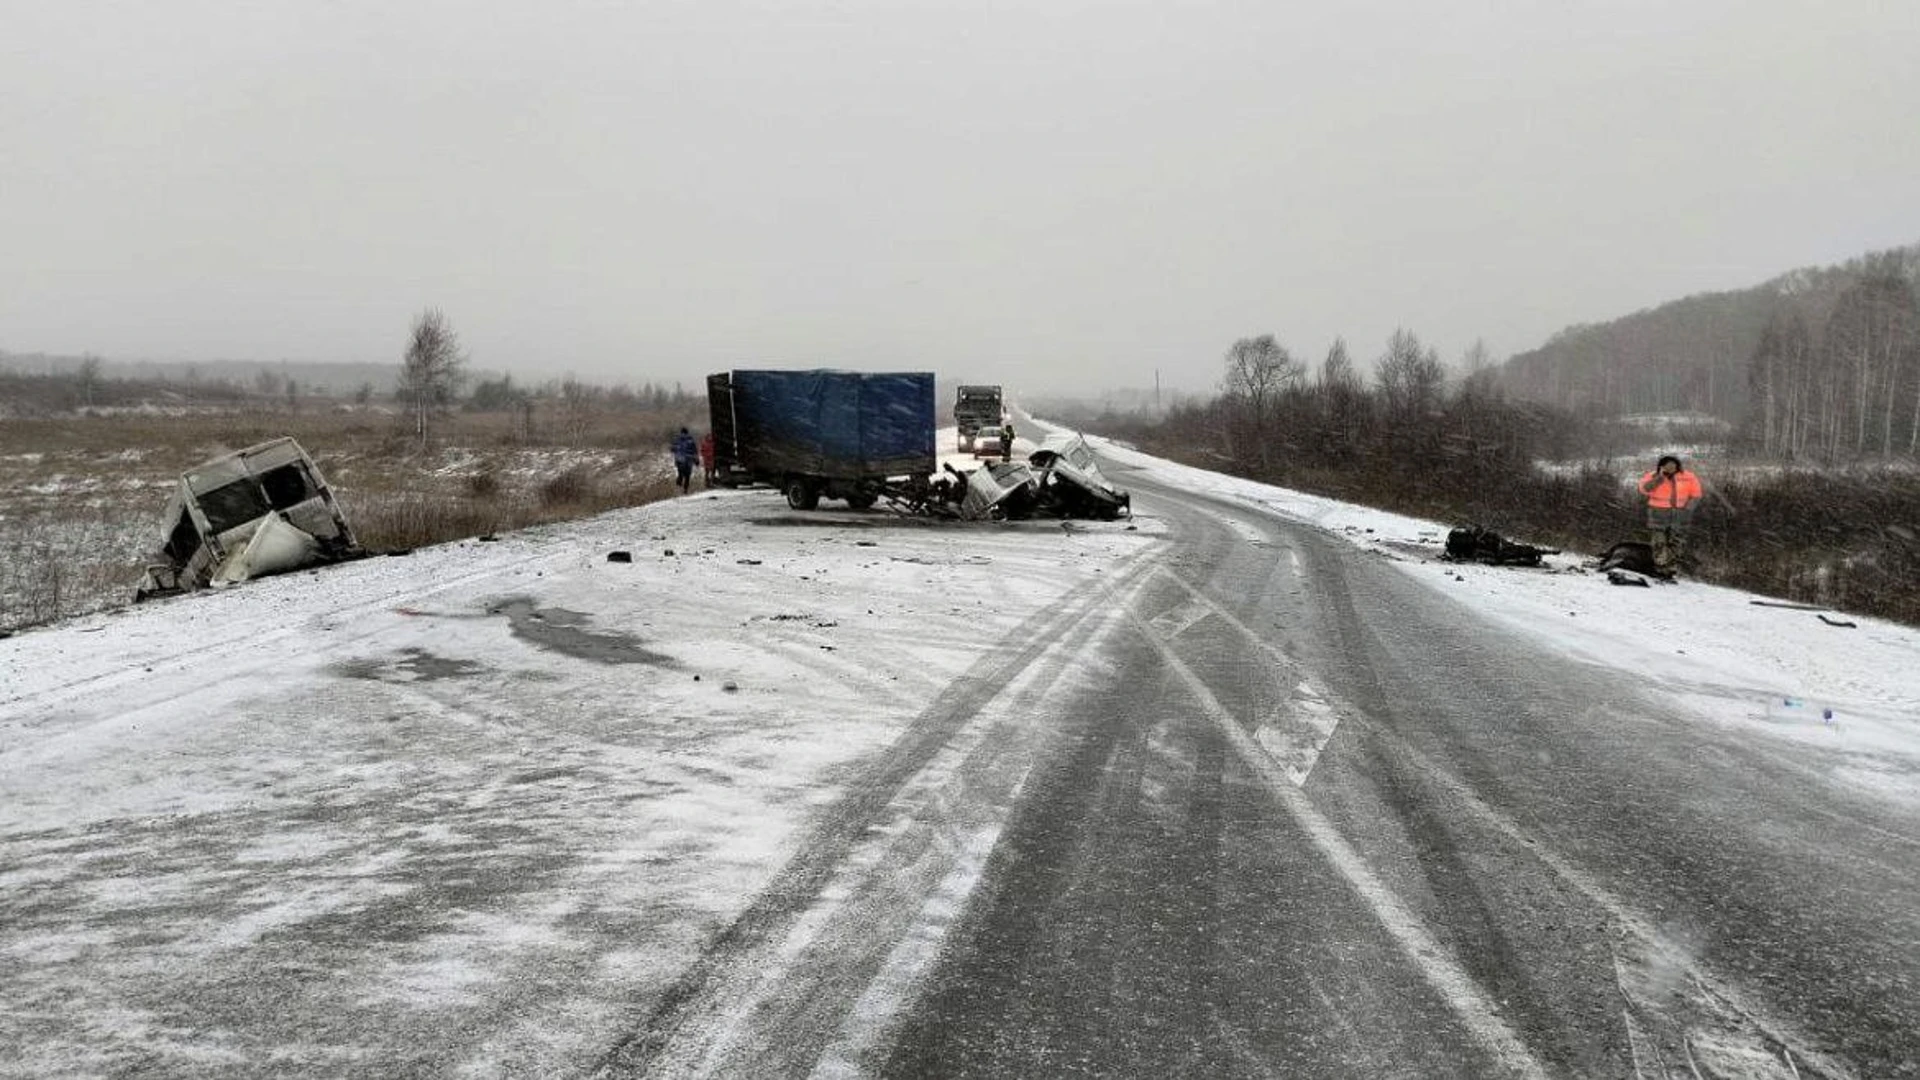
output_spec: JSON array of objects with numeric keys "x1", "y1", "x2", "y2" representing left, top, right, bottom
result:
[{"x1": 785, "y1": 479, "x2": 821, "y2": 511}]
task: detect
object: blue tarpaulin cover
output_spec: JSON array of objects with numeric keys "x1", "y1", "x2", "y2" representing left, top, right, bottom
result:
[{"x1": 710, "y1": 370, "x2": 936, "y2": 481}]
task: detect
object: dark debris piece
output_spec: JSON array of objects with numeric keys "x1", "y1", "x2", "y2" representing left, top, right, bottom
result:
[{"x1": 1443, "y1": 525, "x2": 1555, "y2": 567}]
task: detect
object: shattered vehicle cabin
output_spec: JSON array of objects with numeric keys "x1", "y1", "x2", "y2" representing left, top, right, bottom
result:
[
  {"x1": 136, "y1": 437, "x2": 362, "y2": 600},
  {"x1": 956, "y1": 461, "x2": 1042, "y2": 520},
  {"x1": 1028, "y1": 434, "x2": 1131, "y2": 520},
  {"x1": 947, "y1": 434, "x2": 1131, "y2": 521}
]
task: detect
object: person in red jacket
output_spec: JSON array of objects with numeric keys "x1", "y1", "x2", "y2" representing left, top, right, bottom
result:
[
  {"x1": 698, "y1": 431, "x2": 716, "y2": 488},
  {"x1": 1638, "y1": 454, "x2": 1703, "y2": 572}
]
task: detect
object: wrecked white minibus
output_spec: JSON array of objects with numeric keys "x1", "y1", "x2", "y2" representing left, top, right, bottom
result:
[{"x1": 136, "y1": 437, "x2": 361, "y2": 600}]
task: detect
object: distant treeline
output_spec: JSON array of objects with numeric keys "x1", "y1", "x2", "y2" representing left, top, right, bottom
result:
[
  {"x1": 0, "y1": 358, "x2": 697, "y2": 418},
  {"x1": 1498, "y1": 243, "x2": 1920, "y2": 458},
  {"x1": 0, "y1": 361, "x2": 253, "y2": 414},
  {"x1": 1067, "y1": 329, "x2": 1599, "y2": 530}
]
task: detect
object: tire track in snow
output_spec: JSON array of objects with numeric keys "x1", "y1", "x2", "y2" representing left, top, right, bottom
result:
[
  {"x1": 590, "y1": 549, "x2": 1163, "y2": 1078},
  {"x1": 1110, "y1": 579, "x2": 1554, "y2": 1080},
  {"x1": 1139, "y1": 478, "x2": 1857, "y2": 1079}
]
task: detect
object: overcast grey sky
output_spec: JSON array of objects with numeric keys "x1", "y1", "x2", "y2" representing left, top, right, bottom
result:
[{"x1": 3, "y1": 1, "x2": 1916, "y2": 394}]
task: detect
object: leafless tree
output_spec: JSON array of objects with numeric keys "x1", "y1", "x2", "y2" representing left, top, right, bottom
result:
[
  {"x1": 1318, "y1": 337, "x2": 1358, "y2": 393},
  {"x1": 76, "y1": 354, "x2": 102, "y2": 407},
  {"x1": 1747, "y1": 314, "x2": 1817, "y2": 457},
  {"x1": 1221, "y1": 334, "x2": 1302, "y2": 465},
  {"x1": 1823, "y1": 273, "x2": 1906, "y2": 454},
  {"x1": 398, "y1": 308, "x2": 467, "y2": 448},
  {"x1": 1459, "y1": 338, "x2": 1499, "y2": 398},
  {"x1": 559, "y1": 375, "x2": 599, "y2": 441},
  {"x1": 1316, "y1": 337, "x2": 1368, "y2": 439},
  {"x1": 1376, "y1": 328, "x2": 1445, "y2": 420}
]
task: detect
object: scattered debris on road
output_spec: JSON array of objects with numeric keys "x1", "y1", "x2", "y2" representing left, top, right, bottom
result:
[
  {"x1": 1442, "y1": 525, "x2": 1554, "y2": 567},
  {"x1": 135, "y1": 437, "x2": 361, "y2": 601},
  {"x1": 707, "y1": 370, "x2": 1126, "y2": 522},
  {"x1": 1593, "y1": 540, "x2": 1671, "y2": 580}
]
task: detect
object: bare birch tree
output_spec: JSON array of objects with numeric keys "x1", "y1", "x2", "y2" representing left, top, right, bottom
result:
[
  {"x1": 1824, "y1": 270, "x2": 1919, "y2": 456},
  {"x1": 76, "y1": 355, "x2": 102, "y2": 407},
  {"x1": 398, "y1": 308, "x2": 466, "y2": 448},
  {"x1": 1376, "y1": 328, "x2": 1445, "y2": 421},
  {"x1": 1459, "y1": 337, "x2": 1499, "y2": 398}
]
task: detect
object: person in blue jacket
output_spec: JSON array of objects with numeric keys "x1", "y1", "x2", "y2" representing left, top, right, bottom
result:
[{"x1": 671, "y1": 427, "x2": 698, "y2": 493}]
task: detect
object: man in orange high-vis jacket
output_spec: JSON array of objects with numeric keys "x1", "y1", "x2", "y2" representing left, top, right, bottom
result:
[{"x1": 1638, "y1": 454, "x2": 1703, "y2": 572}]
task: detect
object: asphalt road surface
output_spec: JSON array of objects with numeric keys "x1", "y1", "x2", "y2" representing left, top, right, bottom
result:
[{"x1": 602, "y1": 462, "x2": 1919, "y2": 1079}]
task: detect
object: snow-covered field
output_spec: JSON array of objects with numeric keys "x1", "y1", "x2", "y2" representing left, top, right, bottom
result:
[
  {"x1": 2, "y1": 426, "x2": 1916, "y2": 1075},
  {"x1": 0, "y1": 442, "x2": 677, "y2": 633}
]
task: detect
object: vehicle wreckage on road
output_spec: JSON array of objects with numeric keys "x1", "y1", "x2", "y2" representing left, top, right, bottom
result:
[
  {"x1": 708, "y1": 369, "x2": 1128, "y2": 521},
  {"x1": 955, "y1": 434, "x2": 1131, "y2": 521},
  {"x1": 1026, "y1": 433, "x2": 1131, "y2": 520},
  {"x1": 136, "y1": 437, "x2": 362, "y2": 600}
]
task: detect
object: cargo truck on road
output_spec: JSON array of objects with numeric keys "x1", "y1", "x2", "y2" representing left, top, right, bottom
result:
[
  {"x1": 707, "y1": 369, "x2": 937, "y2": 510},
  {"x1": 953, "y1": 384, "x2": 1003, "y2": 454}
]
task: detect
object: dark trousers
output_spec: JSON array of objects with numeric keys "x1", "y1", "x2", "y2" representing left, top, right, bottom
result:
[{"x1": 1647, "y1": 511, "x2": 1689, "y2": 570}]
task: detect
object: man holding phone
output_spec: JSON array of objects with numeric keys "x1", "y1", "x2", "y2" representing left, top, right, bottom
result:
[{"x1": 1638, "y1": 454, "x2": 1703, "y2": 574}]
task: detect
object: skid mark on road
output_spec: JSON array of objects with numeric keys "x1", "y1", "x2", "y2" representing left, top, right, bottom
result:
[
  {"x1": 1254, "y1": 680, "x2": 1340, "y2": 787},
  {"x1": 1392, "y1": 732, "x2": 1856, "y2": 1080},
  {"x1": 1115, "y1": 588, "x2": 1552, "y2": 1080},
  {"x1": 591, "y1": 552, "x2": 1163, "y2": 1079},
  {"x1": 1152, "y1": 567, "x2": 1342, "y2": 787},
  {"x1": 1146, "y1": 596, "x2": 1212, "y2": 640},
  {"x1": 1147, "y1": 482, "x2": 1856, "y2": 1080}
]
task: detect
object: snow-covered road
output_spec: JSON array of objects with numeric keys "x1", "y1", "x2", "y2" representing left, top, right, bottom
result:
[{"x1": 3, "y1": 429, "x2": 1916, "y2": 1078}]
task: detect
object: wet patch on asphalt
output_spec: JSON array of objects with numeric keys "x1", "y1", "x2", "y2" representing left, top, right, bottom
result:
[
  {"x1": 333, "y1": 648, "x2": 486, "y2": 683},
  {"x1": 484, "y1": 596, "x2": 674, "y2": 666}
]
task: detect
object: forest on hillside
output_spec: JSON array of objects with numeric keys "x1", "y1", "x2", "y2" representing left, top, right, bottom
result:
[{"x1": 1500, "y1": 245, "x2": 1920, "y2": 459}]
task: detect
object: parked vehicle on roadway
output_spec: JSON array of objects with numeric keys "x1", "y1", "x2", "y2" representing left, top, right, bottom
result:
[
  {"x1": 953, "y1": 384, "x2": 1003, "y2": 455},
  {"x1": 707, "y1": 369, "x2": 937, "y2": 510}
]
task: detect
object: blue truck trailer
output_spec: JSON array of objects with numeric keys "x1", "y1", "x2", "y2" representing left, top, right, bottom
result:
[{"x1": 707, "y1": 369, "x2": 938, "y2": 510}]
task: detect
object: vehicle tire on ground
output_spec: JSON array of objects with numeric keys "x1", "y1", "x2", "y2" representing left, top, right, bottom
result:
[
  {"x1": 785, "y1": 479, "x2": 821, "y2": 511},
  {"x1": 845, "y1": 493, "x2": 878, "y2": 510}
]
